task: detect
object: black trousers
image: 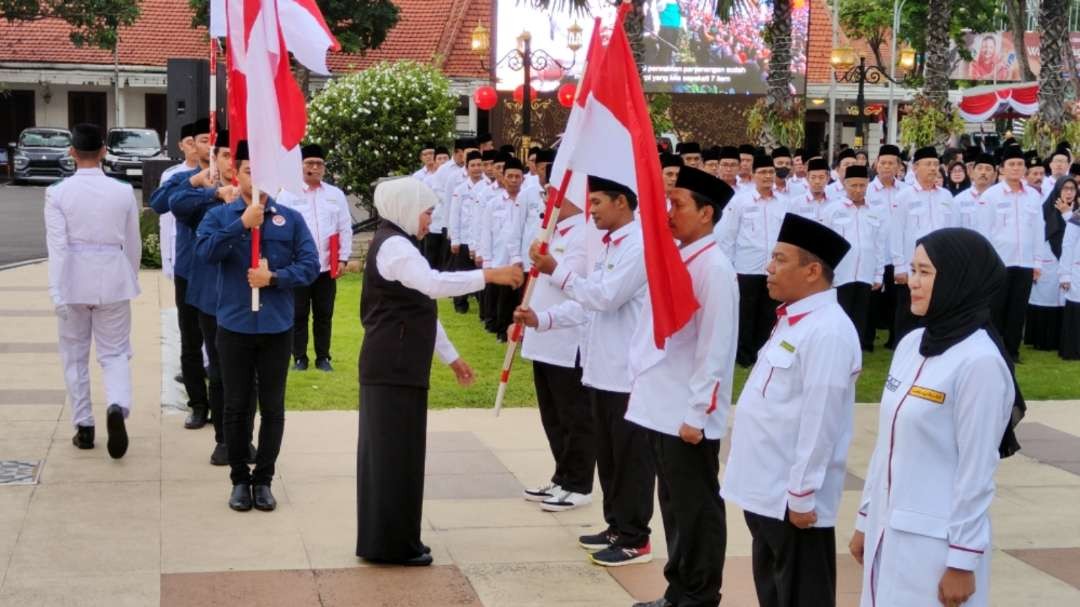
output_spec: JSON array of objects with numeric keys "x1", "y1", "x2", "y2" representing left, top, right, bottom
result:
[
  {"x1": 1060, "y1": 301, "x2": 1080, "y2": 360},
  {"x1": 494, "y1": 285, "x2": 521, "y2": 336},
  {"x1": 590, "y1": 388, "x2": 654, "y2": 549},
  {"x1": 649, "y1": 429, "x2": 726, "y2": 607},
  {"x1": 534, "y1": 360, "x2": 595, "y2": 495},
  {"x1": 423, "y1": 229, "x2": 449, "y2": 270},
  {"x1": 991, "y1": 267, "x2": 1034, "y2": 359},
  {"x1": 736, "y1": 274, "x2": 779, "y2": 366},
  {"x1": 356, "y1": 384, "x2": 427, "y2": 561},
  {"x1": 837, "y1": 282, "x2": 874, "y2": 351},
  {"x1": 744, "y1": 511, "x2": 837, "y2": 607},
  {"x1": 293, "y1": 271, "x2": 337, "y2": 363},
  {"x1": 174, "y1": 276, "x2": 207, "y2": 408},
  {"x1": 216, "y1": 327, "x2": 291, "y2": 486},
  {"x1": 197, "y1": 312, "x2": 225, "y2": 445},
  {"x1": 875, "y1": 265, "x2": 898, "y2": 348},
  {"x1": 448, "y1": 244, "x2": 475, "y2": 313},
  {"x1": 480, "y1": 283, "x2": 497, "y2": 328},
  {"x1": 893, "y1": 283, "x2": 921, "y2": 344}
]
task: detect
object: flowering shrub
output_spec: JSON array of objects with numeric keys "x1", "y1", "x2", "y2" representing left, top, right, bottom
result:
[{"x1": 307, "y1": 61, "x2": 458, "y2": 211}]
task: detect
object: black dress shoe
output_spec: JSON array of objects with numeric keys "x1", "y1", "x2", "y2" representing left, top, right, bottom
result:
[
  {"x1": 106, "y1": 405, "x2": 128, "y2": 459},
  {"x1": 421, "y1": 543, "x2": 431, "y2": 555},
  {"x1": 247, "y1": 443, "x2": 257, "y2": 464},
  {"x1": 253, "y1": 485, "x2": 277, "y2": 511},
  {"x1": 229, "y1": 483, "x2": 253, "y2": 511},
  {"x1": 315, "y1": 358, "x2": 333, "y2": 372},
  {"x1": 210, "y1": 443, "x2": 228, "y2": 466},
  {"x1": 293, "y1": 358, "x2": 309, "y2": 371},
  {"x1": 72, "y1": 425, "x2": 94, "y2": 449},
  {"x1": 363, "y1": 553, "x2": 433, "y2": 567},
  {"x1": 184, "y1": 405, "x2": 208, "y2": 430}
]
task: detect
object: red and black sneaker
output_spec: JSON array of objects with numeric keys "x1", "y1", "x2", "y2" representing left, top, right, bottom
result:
[
  {"x1": 577, "y1": 530, "x2": 618, "y2": 552},
  {"x1": 589, "y1": 542, "x2": 652, "y2": 567}
]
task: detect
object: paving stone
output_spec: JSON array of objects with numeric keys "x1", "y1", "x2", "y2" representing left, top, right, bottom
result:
[
  {"x1": 0, "y1": 343, "x2": 57, "y2": 354},
  {"x1": 161, "y1": 569, "x2": 320, "y2": 607},
  {"x1": 314, "y1": 565, "x2": 483, "y2": 607},
  {"x1": 0, "y1": 310, "x2": 54, "y2": 317},
  {"x1": 425, "y1": 473, "x2": 524, "y2": 500},
  {"x1": 1006, "y1": 547, "x2": 1080, "y2": 590},
  {"x1": 462, "y1": 561, "x2": 629, "y2": 607},
  {"x1": 0, "y1": 389, "x2": 66, "y2": 405}
]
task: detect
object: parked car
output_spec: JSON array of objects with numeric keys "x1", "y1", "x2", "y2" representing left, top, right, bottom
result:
[
  {"x1": 105, "y1": 128, "x2": 166, "y2": 183},
  {"x1": 12, "y1": 128, "x2": 75, "y2": 184}
]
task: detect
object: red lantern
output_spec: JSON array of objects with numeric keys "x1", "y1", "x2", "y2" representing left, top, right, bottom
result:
[
  {"x1": 513, "y1": 84, "x2": 527, "y2": 105},
  {"x1": 557, "y1": 83, "x2": 577, "y2": 108},
  {"x1": 473, "y1": 85, "x2": 497, "y2": 111}
]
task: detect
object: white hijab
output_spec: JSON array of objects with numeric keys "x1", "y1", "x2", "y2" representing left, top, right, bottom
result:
[{"x1": 373, "y1": 176, "x2": 438, "y2": 237}]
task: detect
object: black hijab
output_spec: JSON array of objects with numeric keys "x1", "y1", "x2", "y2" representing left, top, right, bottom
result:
[
  {"x1": 916, "y1": 228, "x2": 1025, "y2": 458},
  {"x1": 1043, "y1": 177, "x2": 1078, "y2": 258},
  {"x1": 945, "y1": 161, "x2": 971, "y2": 196}
]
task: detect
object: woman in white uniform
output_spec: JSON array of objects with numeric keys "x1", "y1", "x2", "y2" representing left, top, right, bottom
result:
[
  {"x1": 1059, "y1": 215, "x2": 1080, "y2": 359},
  {"x1": 1026, "y1": 177, "x2": 1075, "y2": 350},
  {"x1": 850, "y1": 228, "x2": 1025, "y2": 607}
]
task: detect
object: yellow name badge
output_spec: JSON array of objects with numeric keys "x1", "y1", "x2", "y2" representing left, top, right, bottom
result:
[
  {"x1": 908, "y1": 385, "x2": 946, "y2": 404},
  {"x1": 780, "y1": 341, "x2": 796, "y2": 353}
]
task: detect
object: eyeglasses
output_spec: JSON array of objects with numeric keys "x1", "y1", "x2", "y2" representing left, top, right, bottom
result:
[{"x1": 303, "y1": 160, "x2": 325, "y2": 167}]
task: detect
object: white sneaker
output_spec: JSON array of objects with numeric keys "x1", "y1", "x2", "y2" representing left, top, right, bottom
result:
[
  {"x1": 540, "y1": 490, "x2": 592, "y2": 512},
  {"x1": 523, "y1": 482, "x2": 560, "y2": 502}
]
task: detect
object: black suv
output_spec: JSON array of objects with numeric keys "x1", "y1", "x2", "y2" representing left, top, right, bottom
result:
[
  {"x1": 12, "y1": 128, "x2": 75, "y2": 184},
  {"x1": 105, "y1": 128, "x2": 166, "y2": 183}
]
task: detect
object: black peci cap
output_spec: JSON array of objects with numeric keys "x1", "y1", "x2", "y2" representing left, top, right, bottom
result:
[
  {"x1": 674, "y1": 166, "x2": 735, "y2": 212},
  {"x1": 465, "y1": 150, "x2": 483, "y2": 163},
  {"x1": 535, "y1": 149, "x2": 556, "y2": 164},
  {"x1": 481, "y1": 149, "x2": 497, "y2": 161},
  {"x1": 752, "y1": 154, "x2": 774, "y2": 171},
  {"x1": 301, "y1": 144, "x2": 324, "y2": 160},
  {"x1": 660, "y1": 153, "x2": 684, "y2": 168},
  {"x1": 878, "y1": 144, "x2": 901, "y2": 158},
  {"x1": 844, "y1": 165, "x2": 868, "y2": 180},
  {"x1": 718, "y1": 146, "x2": 740, "y2": 161},
  {"x1": 190, "y1": 118, "x2": 211, "y2": 137},
  {"x1": 806, "y1": 158, "x2": 829, "y2": 173},
  {"x1": 677, "y1": 142, "x2": 702, "y2": 155},
  {"x1": 234, "y1": 140, "x2": 249, "y2": 162},
  {"x1": 913, "y1": 146, "x2": 938, "y2": 162},
  {"x1": 503, "y1": 157, "x2": 524, "y2": 172},
  {"x1": 771, "y1": 146, "x2": 792, "y2": 160},
  {"x1": 588, "y1": 175, "x2": 636, "y2": 202},
  {"x1": 777, "y1": 213, "x2": 851, "y2": 270},
  {"x1": 738, "y1": 144, "x2": 756, "y2": 156}
]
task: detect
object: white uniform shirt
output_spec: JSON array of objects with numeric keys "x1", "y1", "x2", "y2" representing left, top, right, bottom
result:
[
  {"x1": 449, "y1": 176, "x2": 488, "y2": 248},
  {"x1": 45, "y1": 168, "x2": 142, "y2": 306},
  {"x1": 822, "y1": 199, "x2": 889, "y2": 286},
  {"x1": 714, "y1": 188, "x2": 789, "y2": 275},
  {"x1": 430, "y1": 160, "x2": 466, "y2": 231},
  {"x1": 825, "y1": 179, "x2": 847, "y2": 201},
  {"x1": 276, "y1": 182, "x2": 352, "y2": 273},
  {"x1": 855, "y1": 329, "x2": 1012, "y2": 605},
  {"x1": 374, "y1": 234, "x2": 486, "y2": 363},
  {"x1": 523, "y1": 213, "x2": 588, "y2": 367},
  {"x1": 952, "y1": 185, "x2": 995, "y2": 237},
  {"x1": 866, "y1": 176, "x2": 908, "y2": 227},
  {"x1": 478, "y1": 190, "x2": 519, "y2": 267},
  {"x1": 982, "y1": 181, "x2": 1045, "y2": 268},
  {"x1": 890, "y1": 182, "x2": 958, "y2": 273},
  {"x1": 788, "y1": 191, "x2": 831, "y2": 222},
  {"x1": 625, "y1": 237, "x2": 739, "y2": 439},
  {"x1": 505, "y1": 186, "x2": 545, "y2": 269},
  {"x1": 774, "y1": 180, "x2": 806, "y2": 201},
  {"x1": 1059, "y1": 222, "x2": 1080, "y2": 303},
  {"x1": 721, "y1": 289, "x2": 861, "y2": 527},
  {"x1": 1031, "y1": 240, "x2": 1065, "y2": 306},
  {"x1": 412, "y1": 166, "x2": 439, "y2": 187},
  {"x1": 548, "y1": 222, "x2": 648, "y2": 393},
  {"x1": 157, "y1": 161, "x2": 196, "y2": 279}
]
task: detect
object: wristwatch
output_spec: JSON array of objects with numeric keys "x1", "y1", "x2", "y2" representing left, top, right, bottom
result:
[{"x1": 268, "y1": 272, "x2": 279, "y2": 287}]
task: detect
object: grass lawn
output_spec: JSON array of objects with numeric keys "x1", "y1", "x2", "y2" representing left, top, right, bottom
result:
[{"x1": 286, "y1": 273, "x2": 1080, "y2": 411}]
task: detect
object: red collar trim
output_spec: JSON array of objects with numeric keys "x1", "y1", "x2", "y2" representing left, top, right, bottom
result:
[
  {"x1": 683, "y1": 241, "x2": 716, "y2": 266},
  {"x1": 558, "y1": 224, "x2": 574, "y2": 237},
  {"x1": 775, "y1": 304, "x2": 812, "y2": 326},
  {"x1": 602, "y1": 233, "x2": 629, "y2": 247}
]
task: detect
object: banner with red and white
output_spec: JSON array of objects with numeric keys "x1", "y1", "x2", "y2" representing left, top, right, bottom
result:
[
  {"x1": 564, "y1": 4, "x2": 698, "y2": 347},
  {"x1": 224, "y1": 0, "x2": 339, "y2": 195}
]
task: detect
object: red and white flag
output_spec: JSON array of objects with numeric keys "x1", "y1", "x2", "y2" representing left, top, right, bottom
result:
[
  {"x1": 225, "y1": 0, "x2": 339, "y2": 195},
  {"x1": 566, "y1": 4, "x2": 698, "y2": 347}
]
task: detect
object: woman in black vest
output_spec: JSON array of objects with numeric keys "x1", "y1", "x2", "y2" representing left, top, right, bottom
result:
[{"x1": 357, "y1": 177, "x2": 524, "y2": 566}]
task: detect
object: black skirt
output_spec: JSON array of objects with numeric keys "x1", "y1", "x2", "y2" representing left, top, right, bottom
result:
[
  {"x1": 1060, "y1": 301, "x2": 1080, "y2": 360},
  {"x1": 356, "y1": 383, "x2": 428, "y2": 561},
  {"x1": 1025, "y1": 304, "x2": 1063, "y2": 351}
]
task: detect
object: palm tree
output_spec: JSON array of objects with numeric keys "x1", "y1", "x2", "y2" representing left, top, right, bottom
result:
[
  {"x1": 764, "y1": 0, "x2": 793, "y2": 115},
  {"x1": 1038, "y1": 0, "x2": 1069, "y2": 133},
  {"x1": 921, "y1": 0, "x2": 952, "y2": 112}
]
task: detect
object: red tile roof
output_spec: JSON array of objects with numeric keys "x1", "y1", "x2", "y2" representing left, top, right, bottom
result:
[
  {"x1": 0, "y1": 0, "x2": 207, "y2": 66},
  {"x1": 0, "y1": 0, "x2": 490, "y2": 80},
  {"x1": 327, "y1": 0, "x2": 488, "y2": 79},
  {"x1": 806, "y1": 0, "x2": 895, "y2": 85}
]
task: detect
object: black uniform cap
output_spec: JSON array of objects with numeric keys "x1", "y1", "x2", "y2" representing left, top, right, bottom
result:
[
  {"x1": 844, "y1": 165, "x2": 869, "y2": 180},
  {"x1": 702, "y1": 147, "x2": 720, "y2": 161},
  {"x1": 190, "y1": 118, "x2": 211, "y2": 137},
  {"x1": 481, "y1": 149, "x2": 497, "y2": 161},
  {"x1": 535, "y1": 149, "x2": 556, "y2": 164},
  {"x1": 234, "y1": 140, "x2": 250, "y2": 162},
  {"x1": 434, "y1": 145, "x2": 450, "y2": 156},
  {"x1": 752, "y1": 154, "x2": 774, "y2": 171},
  {"x1": 877, "y1": 144, "x2": 901, "y2": 159},
  {"x1": 674, "y1": 166, "x2": 735, "y2": 212},
  {"x1": 587, "y1": 175, "x2": 636, "y2": 206},
  {"x1": 913, "y1": 146, "x2": 938, "y2": 162},
  {"x1": 806, "y1": 158, "x2": 829, "y2": 173},
  {"x1": 838, "y1": 148, "x2": 857, "y2": 161},
  {"x1": 677, "y1": 142, "x2": 702, "y2": 155},
  {"x1": 771, "y1": 146, "x2": 792, "y2": 160},
  {"x1": 777, "y1": 213, "x2": 851, "y2": 270},
  {"x1": 973, "y1": 154, "x2": 997, "y2": 168},
  {"x1": 301, "y1": 144, "x2": 324, "y2": 160},
  {"x1": 718, "y1": 146, "x2": 740, "y2": 160},
  {"x1": 660, "y1": 153, "x2": 684, "y2": 168},
  {"x1": 465, "y1": 150, "x2": 483, "y2": 163},
  {"x1": 738, "y1": 144, "x2": 756, "y2": 156},
  {"x1": 503, "y1": 157, "x2": 524, "y2": 172}
]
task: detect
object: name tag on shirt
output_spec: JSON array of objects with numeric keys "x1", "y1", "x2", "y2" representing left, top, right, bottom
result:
[
  {"x1": 908, "y1": 385, "x2": 946, "y2": 404},
  {"x1": 780, "y1": 340, "x2": 796, "y2": 353}
]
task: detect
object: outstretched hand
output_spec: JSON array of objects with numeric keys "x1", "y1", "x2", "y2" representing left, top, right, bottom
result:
[{"x1": 449, "y1": 358, "x2": 475, "y2": 386}]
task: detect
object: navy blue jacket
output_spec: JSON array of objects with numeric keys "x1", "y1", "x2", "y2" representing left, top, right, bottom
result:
[
  {"x1": 150, "y1": 168, "x2": 199, "y2": 279},
  {"x1": 195, "y1": 197, "x2": 319, "y2": 334},
  {"x1": 170, "y1": 180, "x2": 223, "y2": 316}
]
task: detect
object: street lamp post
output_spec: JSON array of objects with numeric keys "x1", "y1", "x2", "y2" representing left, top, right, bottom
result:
[
  {"x1": 471, "y1": 22, "x2": 582, "y2": 156},
  {"x1": 832, "y1": 48, "x2": 915, "y2": 150}
]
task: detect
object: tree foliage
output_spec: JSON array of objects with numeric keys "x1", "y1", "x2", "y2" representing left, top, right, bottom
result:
[
  {"x1": 306, "y1": 62, "x2": 458, "y2": 211},
  {"x1": 187, "y1": 0, "x2": 399, "y2": 55},
  {"x1": 1, "y1": 0, "x2": 140, "y2": 49}
]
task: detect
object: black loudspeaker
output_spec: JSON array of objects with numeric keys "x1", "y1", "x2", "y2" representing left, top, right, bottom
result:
[{"x1": 165, "y1": 58, "x2": 227, "y2": 160}]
